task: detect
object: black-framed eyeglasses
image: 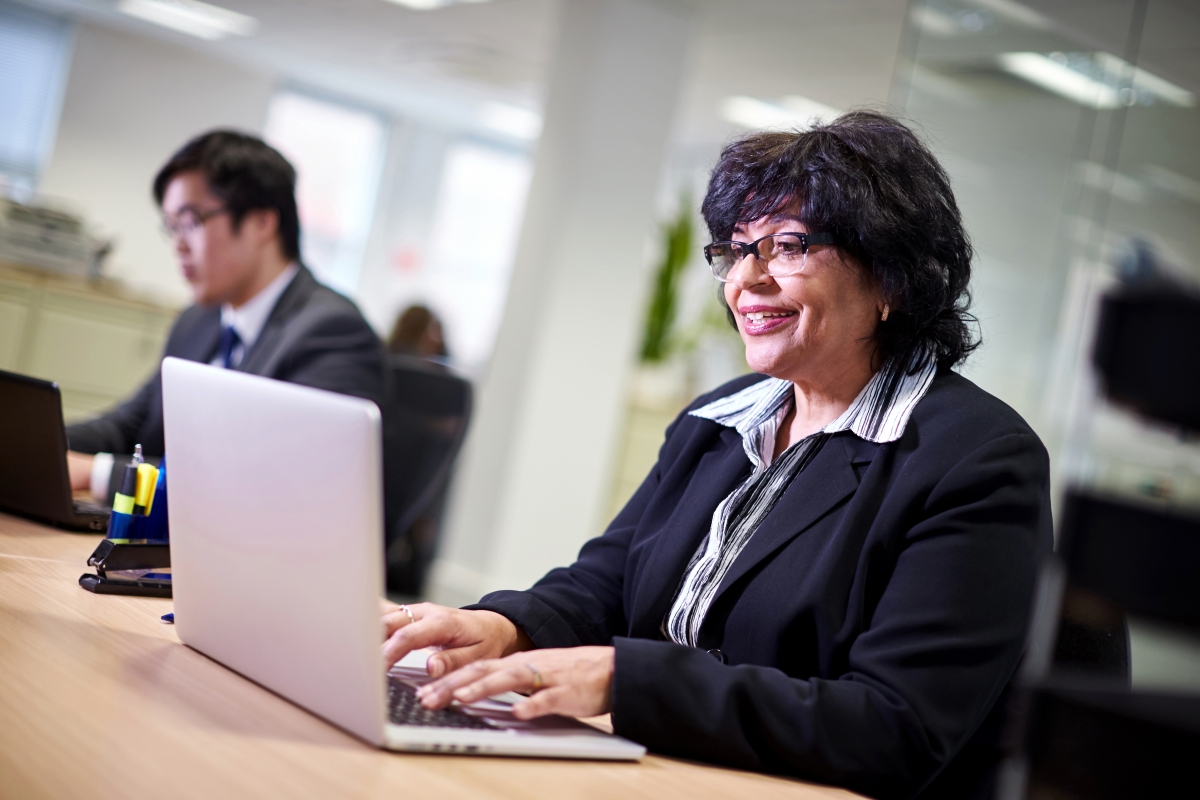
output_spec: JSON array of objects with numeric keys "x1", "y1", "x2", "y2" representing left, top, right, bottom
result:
[
  {"x1": 703, "y1": 231, "x2": 837, "y2": 282},
  {"x1": 161, "y1": 206, "x2": 229, "y2": 240}
]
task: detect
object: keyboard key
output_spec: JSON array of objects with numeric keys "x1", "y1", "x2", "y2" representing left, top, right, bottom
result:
[{"x1": 388, "y1": 678, "x2": 495, "y2": 730}]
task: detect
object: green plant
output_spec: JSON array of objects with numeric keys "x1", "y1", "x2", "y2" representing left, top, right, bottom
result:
[{"x1": 639, "y1": 196, "x2": 692, "y2": 363}]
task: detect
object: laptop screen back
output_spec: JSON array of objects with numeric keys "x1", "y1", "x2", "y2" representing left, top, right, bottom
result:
[
  {"x1": 0, "y1": 370, "x2": 72, "y2": 523},
  {"x1": 162, "y1": 357, "x2": 387, "y2": 744}
]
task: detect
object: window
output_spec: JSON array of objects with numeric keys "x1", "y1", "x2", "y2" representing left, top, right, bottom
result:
[
  {"x1": 404, "y1": 141, "x2": 532, "y2": 369},
  {"x1": 263, "y1": 90, "x2": 386, "y2": 296},
  {"x1": 0, "y1": 2, "x2": 73, "y2": 199}
]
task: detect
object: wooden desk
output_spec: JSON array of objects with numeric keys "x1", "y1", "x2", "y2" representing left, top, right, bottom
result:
[{"x1": 0, "y1": 513, "x2": 863, "y2": 800}]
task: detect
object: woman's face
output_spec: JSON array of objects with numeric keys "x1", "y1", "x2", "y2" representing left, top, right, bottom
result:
[{"x1": 723, "y1": 209, "x2": 884, "y2": 386}]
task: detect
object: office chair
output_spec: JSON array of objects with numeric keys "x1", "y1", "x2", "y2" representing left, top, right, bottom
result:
[
  {"x1": 380, "y1": 355, "x2": 472, "y2": 597},
  {"x1": 1091, "y1": 284, "x2": 1200, "y2": 431},
  {"x1": 997, "y1": 278, "x2": 1200, "y2": 800}
]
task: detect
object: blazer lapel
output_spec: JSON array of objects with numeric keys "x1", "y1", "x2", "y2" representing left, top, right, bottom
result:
[
  {"x1": 174, "y1": 307, "x2": 222, "y2": 363},
  {"x1": 627, "y1": 426, "x2": 750, "y2": 640},
  {"x1": 707, "y1": 432, "x2": 861, "y2": 607},
  {"x1": 238, "y1": 266, "x2": 315, "y2": 375}
]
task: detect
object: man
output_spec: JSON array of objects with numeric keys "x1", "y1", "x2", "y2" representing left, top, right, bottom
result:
[{"x1": 67, "y1": 130, "x2": 384, "y2": 500}]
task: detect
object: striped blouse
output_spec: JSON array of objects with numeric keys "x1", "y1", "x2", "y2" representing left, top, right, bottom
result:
[{"x1": 663, "y1": 352, "x2": 938, "y2": 648}]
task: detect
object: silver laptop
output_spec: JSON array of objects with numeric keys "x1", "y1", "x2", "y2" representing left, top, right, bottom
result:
[{"x1": 161, "y1": 357, "x2": 644, "y2": 760}]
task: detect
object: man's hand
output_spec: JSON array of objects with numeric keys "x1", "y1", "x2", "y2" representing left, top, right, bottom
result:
[
  {"x1": 66, "y1": 451, "x2": 94, "y2": 492},
  {"x1": 382, "y1": 602, "x2": 533, "y2": 677},
  {"x1": 416, "y1": 647, "x2": 615, "y2": 721}
]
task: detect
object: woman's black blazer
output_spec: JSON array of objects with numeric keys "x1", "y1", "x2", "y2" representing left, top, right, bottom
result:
[{"x1": 473, "y1": 369, "x2": 1052, "y2": 799}]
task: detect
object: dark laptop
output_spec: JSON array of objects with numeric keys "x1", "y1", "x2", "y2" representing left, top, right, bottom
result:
[{"x1": 0, "y1": 369, "x2": 109, "y2": 531}]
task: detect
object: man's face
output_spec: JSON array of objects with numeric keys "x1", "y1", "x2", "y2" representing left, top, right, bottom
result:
[{"x1": 161, "y1": 171, "x2": 260, "y2": 307}]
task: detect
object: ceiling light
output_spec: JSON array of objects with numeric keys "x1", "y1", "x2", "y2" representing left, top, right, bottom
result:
[
  {"x1": 999, "y1": 52, "x2": 1195, "y2": 110},
  {"x1": 781, "y1": 96, "x2": 841, "y2": 123},
  {"x1": 381, "y1": 0, "x2": 491, "y2": 10},
  {"x1": 1093, "y1": 52, "x2": 1196, "y2": 107},
  {"x1": 118, "y1": 0, "x2": 258, "y2": 40},
  {"x1": 720, "y1": 95, "x2": 840, "y2": 130},
  {"x1": 999, "y1": 52, "x2": 1121, "y2": 108},
  {"x1": 965, "y1": 0, "x2": 1051, "y2": 30},
  {"x1": 910, "y1": 6, "x2": 960, "y2": 37},
  {"x1": 479, "y1": 102, "x2": 542, "y2": 140}
]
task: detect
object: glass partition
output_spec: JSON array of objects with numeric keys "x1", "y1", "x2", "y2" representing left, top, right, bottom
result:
[
  {"x1": 897, "y1": 0, "x2": 1200, "y2": 692},
  {"x1": 896, "y1": 0, "x2": 1199, "y2": 500}
]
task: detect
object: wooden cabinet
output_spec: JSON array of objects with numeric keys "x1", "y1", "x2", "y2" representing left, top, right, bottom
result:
[{"x1": 0, "y1": 262, "x2": 178, "y2": 422}]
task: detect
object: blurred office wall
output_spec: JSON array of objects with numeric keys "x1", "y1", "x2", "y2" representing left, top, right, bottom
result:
[
  {"x1": 355, "y1": 124, "x2": 534, "y2": 371},
  {"x1": 895, "y1": 0, "x2": 1200, "y2": 503},
  {"x1": 896, "y1": 0, "x2": 1200, "y2": 691},
  {"x1": 3, "y1": 0, "x2": 538, "y2": 371},
  {"x1": 39, "y1": 22, "x2": 272, "y2": 305},
  {"x1": 431, "y1": 0, "x2": 693, "y2": 602}
]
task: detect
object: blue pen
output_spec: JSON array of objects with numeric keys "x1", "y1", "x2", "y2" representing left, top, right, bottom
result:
[{"x1": 161, "y1": 613, "x2": 174, "y2": 624}]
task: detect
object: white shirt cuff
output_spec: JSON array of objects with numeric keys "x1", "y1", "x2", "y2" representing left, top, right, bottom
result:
[{"x1": 90, "y1": 452, "x2": 114, "y2": 499}]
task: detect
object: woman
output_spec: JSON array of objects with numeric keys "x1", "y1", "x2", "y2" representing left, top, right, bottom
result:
[
  {"x1": 387, "y1": 304, "x2": 448, "y2": 360},
  {"x1": 382, "y1": 111, "x2": 1051, "y2": 799}
]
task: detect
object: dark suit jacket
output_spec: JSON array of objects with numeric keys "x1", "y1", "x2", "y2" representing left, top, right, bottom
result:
[
  {"x1": 473, "y1": 370, "x2": 1052, "y2": 799},
  {"x1": 67, "y1": 266, "x2": 384, "y2": 492}
]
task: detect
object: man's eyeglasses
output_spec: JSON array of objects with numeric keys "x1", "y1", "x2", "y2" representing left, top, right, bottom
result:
[
  {"x1": 703, "y1": 232, "x2": 836, "y2": 282},
  {"x1": 161, "y1": 206, "x2": 229, "y2": 240}
]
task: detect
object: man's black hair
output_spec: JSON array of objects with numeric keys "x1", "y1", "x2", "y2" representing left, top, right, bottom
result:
[
  {"x1": 701, "y1": 110, "x2": 979, "y2": 371},
  {"x1": 153, "y1": 130, "x2": 301, "y2": 261}
]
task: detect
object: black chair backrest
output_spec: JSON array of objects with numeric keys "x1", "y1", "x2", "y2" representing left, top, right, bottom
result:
[
  {"x1": 380, "y1": 355, "x2": 472, "y2": 553},
  {"x1": 1059, "y1": 491, "x2": 1200, "y2": 635},
  {"x1": 1093, "y1": 288, "x2": 1200, "y2": 432},
  {"x1": 1015, "y1": 683, "x2": 1200, "y2": 800}
]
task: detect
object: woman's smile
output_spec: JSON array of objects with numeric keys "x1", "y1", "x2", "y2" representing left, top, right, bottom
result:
[{"x1": 738, "y1": 304, "x2": 796, "y2": 335}]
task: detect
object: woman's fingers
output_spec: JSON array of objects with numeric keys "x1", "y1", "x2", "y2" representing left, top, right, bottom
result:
[
  {"x1": 417, "y1": 658, "x2": 505, "y2": 706},
  {"x1": 383, "y1": 601, "x2": 433, "y2": 639},
  {"x1": 450, "y1": 661, "x2": 536, "y2": 703},
  {"x1": 417, "y1": 647, "x2": 614, "y2": 720},
  {"x1": 512, "y1": 685, "x2": 574, "y2": 719},
  {"x1": 382, "y1": 612, "x2": 463, "y2": 667},
  {"x1": 381, "y1": 605, "x2": 528, "y2": 679},
  {"x1": 427, "y1": 641, "x2": 492, "y2": 678},
  {"x1": 382, "y1": 609, "x2": 414, "y2": 638}
]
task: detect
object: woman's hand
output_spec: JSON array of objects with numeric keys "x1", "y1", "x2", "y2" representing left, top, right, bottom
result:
[
  {"x1": 382, "y1": 602, "x2": 532, "y2": 677},
  {"x1": 416, "y1": 646, "x2": 615, "y2": 720}
]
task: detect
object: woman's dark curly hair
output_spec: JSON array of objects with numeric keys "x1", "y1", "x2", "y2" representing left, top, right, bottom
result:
[{"x1": 701, "y1": 110, "x2": 978, "y2": 371}]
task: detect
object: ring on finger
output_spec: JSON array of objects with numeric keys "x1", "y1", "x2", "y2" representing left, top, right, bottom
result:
[
  {"x1": 524, "y1": 662, "x2": 544, "y2": 693},
  {"x1": 399, "y1": 604, "x2": 416, "y2": 626}
]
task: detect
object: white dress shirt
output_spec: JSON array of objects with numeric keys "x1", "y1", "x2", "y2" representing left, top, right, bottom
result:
[
  {"x1": 209, "y1": 262, "x2": 300, "y2": 369},
  {"x1": 664, "y1": 349, "x2": 938, "y2": 647}
]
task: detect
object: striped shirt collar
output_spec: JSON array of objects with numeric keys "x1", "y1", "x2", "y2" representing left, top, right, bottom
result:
[{"x1": 690, "y1": 352, "x2": 937, "y2": 463}]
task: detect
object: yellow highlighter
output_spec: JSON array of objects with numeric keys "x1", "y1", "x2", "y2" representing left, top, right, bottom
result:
[
  {"x1": 112, "y1": 462, "x2": 139, "y2": 515},
  {"x1": 133, "y1": 463, "x2": 159, "y2": 516}
]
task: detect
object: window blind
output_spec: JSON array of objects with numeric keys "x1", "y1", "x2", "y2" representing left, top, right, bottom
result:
[{"x1": 0, "y1": 1, "x2": 73, "y2": 195}]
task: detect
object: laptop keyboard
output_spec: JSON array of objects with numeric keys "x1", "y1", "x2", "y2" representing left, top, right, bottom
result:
[
  {"x1": 73, "y1": 499, "x2": 110, "y2": 516},
  {"x1": 388, "y1": 677, "x2": 496, "y2": 730}
]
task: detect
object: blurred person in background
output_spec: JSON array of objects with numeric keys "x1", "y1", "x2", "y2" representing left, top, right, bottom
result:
[
  {"x1": 66, "y1": 130, "x2": 384, "y2": 502},
  {"x1": 378, "y1": 111, "x2": 1052, "y2": 799},
  {"x1": 387, "y1": 303, "x2": 448, "y2": 361}
]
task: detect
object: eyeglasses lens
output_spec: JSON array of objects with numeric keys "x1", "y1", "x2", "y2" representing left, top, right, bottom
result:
[
  {"x1": 161, "y1": 213, "x2": 198, "y2": 240},
  {"x1": 764, "y1": 234, "x2": 807, "y2": 274},
  {"x1": 706, "y1": 234, "x2": 810, "y2": 281},
  {"x1": 705, "y1": 242, "x2": 738, "y2": 279}
]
